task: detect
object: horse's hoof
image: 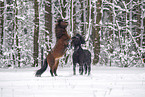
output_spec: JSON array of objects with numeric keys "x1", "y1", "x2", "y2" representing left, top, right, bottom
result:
[
  {"x1": 51, "y1": 74, "x2": 54, "y2": 77},
  {"x1": 35, "y1": 75, "x2": 41, "y2": 77}
]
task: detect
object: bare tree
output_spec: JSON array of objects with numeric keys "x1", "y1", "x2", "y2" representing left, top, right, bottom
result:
[
  {"x1": 45, "y1": 0, "x2": 52, "y2": 52},
  {"x1": 92, "y1": 0, "x2": 101, "y2": 65},
  {"x1": 33, "y1": 0, "x2": 39, "y2": 67},
  {"x1": 0, "y1": 1, "x2": 4, "y2": 56},
  {"x1": 13, "y1": 0, "x2": 21, "y2": 67}
]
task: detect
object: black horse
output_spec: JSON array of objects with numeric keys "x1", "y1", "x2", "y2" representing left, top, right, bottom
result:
[{"x1": 71, "y1": 34, "x2": 91, "y2": 75}]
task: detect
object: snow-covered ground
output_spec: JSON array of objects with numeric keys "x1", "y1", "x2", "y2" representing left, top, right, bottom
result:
[{"x1": 0, "y1": 66, "x2": 145, "y2": 97}]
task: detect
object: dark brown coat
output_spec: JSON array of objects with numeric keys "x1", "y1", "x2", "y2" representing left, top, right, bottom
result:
[{"x1": 35, "y1": 19, "x2": 70, "y2": 77}]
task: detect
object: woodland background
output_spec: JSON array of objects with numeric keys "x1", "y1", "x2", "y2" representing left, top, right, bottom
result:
[{"x1": 0, "y1": 0, "x2": 145, "y2": 68}]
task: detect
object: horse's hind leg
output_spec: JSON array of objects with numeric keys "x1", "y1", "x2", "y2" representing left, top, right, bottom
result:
[
  {"x1": 47, "y1": 54, "x2": 55, "y2": 77},
  {"x1": 84, "y1": 64, "x2": 87, "y2": 74},
  {"x1": 88, "y1": 64, "x2": 91, "y2": 75},
  {"x1": 54, "y1": 59, "x2": 59, "y2": 76},
  {"x1": 50, "y1": 69, "x2": 54, "y2": 76}
]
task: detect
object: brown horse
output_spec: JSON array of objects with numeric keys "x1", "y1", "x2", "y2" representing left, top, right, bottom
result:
[{"x1": 35, "y1": 19, "x2": 70, "y2": 77}]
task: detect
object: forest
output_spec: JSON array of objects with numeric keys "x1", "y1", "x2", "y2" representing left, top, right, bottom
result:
[{"x1": 0, "y1": 0, "x2": 145, "y2": 68}]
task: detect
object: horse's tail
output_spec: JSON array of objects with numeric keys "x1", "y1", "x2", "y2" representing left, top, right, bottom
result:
[{"x1": 35, "y1": 58, "x2": 48, "y2": 77}]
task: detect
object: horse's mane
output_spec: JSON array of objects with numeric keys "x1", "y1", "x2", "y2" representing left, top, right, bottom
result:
[{"x1": 55, "y1": 24, "x2": 67, "y2": 39}]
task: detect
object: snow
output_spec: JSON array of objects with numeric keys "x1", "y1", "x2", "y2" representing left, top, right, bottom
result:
[{"x1": 0, "y1": 66, "x2": 145, "y2": 97}]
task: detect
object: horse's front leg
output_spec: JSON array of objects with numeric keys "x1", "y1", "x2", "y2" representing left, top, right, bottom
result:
[
  {"x1": 79, "y1": 63, "x2": 83, "y2": 75},
  {"x1": 73, "y1": 62, "x2": 76, "y2": 75}
]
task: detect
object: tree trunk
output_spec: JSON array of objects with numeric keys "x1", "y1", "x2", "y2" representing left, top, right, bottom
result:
[
  {"x1": 5, "y1": 0, "x2": 15, "y2": 66},
  {"x1": 140, "y1": 0, "x2": 144, "y2": 48},
  {"x1": 14, "y1": 0, "x2": 21, "y2": 67},
  {"x1": 87, "y1": 0, "x2": 91, "y2": 41},
  {"x1": 0, "y1": 1, "x2": 4, "y2": 56},
  {"x1": 80, "y1": 0, "x2": 85, "y2": 35},
  {"x1": 137, "y1": 3, "x2": 141, "y2": 46},
  {"x1": 143, "y1": 17, "x2": 145, "y2": 47},
  {"x1": 61, "y1": 0, "x2": 67, "y2": 18},
  {"x1": 45, "y1": 0, "x2": 52, "y2": 52},
  {"x1": 92, "y1": 0, "x2": 101, "y2": 65},
  {"x1": 70, "y1": 0, "x2": 74, "y2": 33},
  {"x1": 33, "y1": 0, "x2": 39, "y2": 67}
]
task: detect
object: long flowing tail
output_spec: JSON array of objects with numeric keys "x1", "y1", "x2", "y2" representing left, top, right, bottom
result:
[{"x1": 35, "y1": 58, "x2": 48, "y2": 77}]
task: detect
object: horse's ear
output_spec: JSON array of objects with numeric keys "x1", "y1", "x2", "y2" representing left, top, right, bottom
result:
[
  {"x1": 57, "y1": 19, "x2": 63, "y2": 24},
  {"x1": 71, "y1": 37, "x2": 74, "y2": 39},
  {"x1": 76, "y1": 34, "x2": 85, "y2": 44}
]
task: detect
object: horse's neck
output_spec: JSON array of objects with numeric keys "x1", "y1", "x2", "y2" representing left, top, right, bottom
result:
[
  {"x1": 74, "y1": 45, "x2": 82, "y2": 52},
  {"x1": 56, "y1": 26, "x2": 66, "y2": 31}
]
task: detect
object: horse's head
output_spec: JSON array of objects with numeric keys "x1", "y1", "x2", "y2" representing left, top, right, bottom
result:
[
  {"x1": 71, "y1": 33, "x2": 85, "y2": 47},
  {"x1": 57, "y1": 19, "x2": 68, "y2": 28}
]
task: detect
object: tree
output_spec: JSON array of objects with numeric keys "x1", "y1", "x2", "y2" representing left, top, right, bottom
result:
[
  {"x1": 45, "y1": 0, "x2": 52, "y2": 52},
  {"x1": 0, "y1": 0, "x2": 144, "y2": 68},
  {"x1": 2, "y1": 0, "x2": 16, "y2": 66},
  {"x1": 33, "y1": 0, "x2": 39, "y2": 67},
  {"x1": 99, "y1": 0, "x2": 144, "y2": 67},
  {"x1": 0, "y1": 1, "x2": 4, "y2": 56},
  {"x1": 92, "y1": 0, "x2": 101, "y2": 65},
  {"x1": 14, "y1": 0, "x2": 21, "y2": 67}
]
